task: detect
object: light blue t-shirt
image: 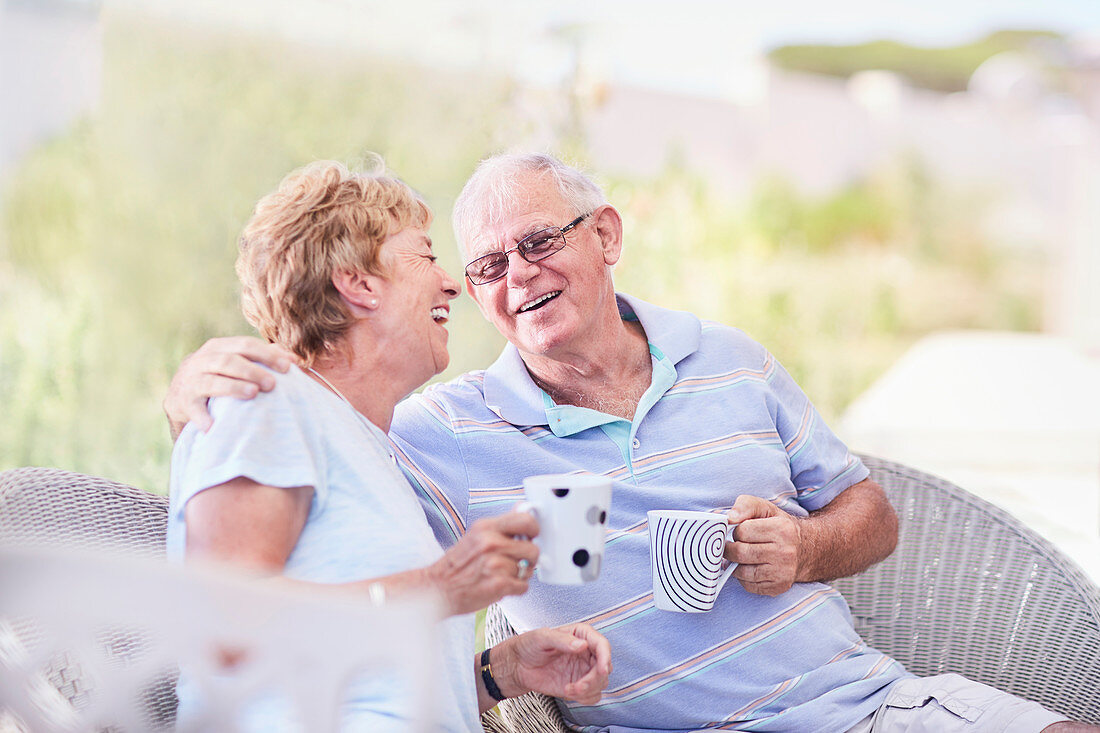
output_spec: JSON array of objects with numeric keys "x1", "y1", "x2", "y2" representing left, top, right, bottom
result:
[
  {"x1": 167, "y1": 366, "x2": 479, "y2": 732},
  {"x1": 392, "y1": 293, "x2": 910, "y2": 733}
]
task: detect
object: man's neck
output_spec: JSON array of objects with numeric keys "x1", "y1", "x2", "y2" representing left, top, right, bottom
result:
[{"x1": 522, "y1": 319, "x2": 651, "y2": 420}]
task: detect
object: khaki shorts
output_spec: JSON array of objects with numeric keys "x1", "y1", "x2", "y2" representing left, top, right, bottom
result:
[{"x1": 846, "y1": 674, "x2": 1069, "y2": 732}]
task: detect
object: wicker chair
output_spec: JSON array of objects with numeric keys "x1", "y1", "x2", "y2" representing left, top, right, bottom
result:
[{"x1": 3, "y1": 458, "x2": 1099, "y2": 730}]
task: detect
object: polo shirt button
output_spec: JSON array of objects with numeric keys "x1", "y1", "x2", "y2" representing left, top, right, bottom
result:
[{"x1": 632, "y1": 438, "x2": 640, "y2": 449}]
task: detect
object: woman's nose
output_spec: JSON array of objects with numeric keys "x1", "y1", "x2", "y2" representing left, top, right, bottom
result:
[{"x1": 441, "y1": 270, "x2": 461, "y2": 299}]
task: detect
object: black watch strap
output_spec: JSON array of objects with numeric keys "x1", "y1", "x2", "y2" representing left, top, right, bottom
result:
[{"x1": 480, "y1": 647, "x2": 506, "y2": 702}]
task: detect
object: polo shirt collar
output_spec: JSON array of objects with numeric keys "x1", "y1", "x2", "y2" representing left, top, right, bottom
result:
[
  {"x1": 483, "y1": 342, "x2": 548, "y2": 425},
  {"x1": 482, "y1": 292, "x2": 702, "y2": 427},
  {"x1": 615, "y1": 292, "x2": 700, "y2": 365}
]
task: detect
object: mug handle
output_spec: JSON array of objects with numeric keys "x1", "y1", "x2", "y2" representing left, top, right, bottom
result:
[{"x1": 715, "y1": 522, "x2": 740, "y2": 593}]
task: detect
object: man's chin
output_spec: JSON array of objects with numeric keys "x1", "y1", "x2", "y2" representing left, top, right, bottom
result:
[{"x1": 514, "y1": 328, "x2": 571, "y2": 359}]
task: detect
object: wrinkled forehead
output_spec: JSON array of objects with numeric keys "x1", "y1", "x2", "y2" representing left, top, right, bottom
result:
[{"x1": 459, "y1": 173, "x2": 570, "y2": 259}]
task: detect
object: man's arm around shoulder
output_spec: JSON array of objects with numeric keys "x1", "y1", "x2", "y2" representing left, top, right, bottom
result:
[{"x1": 164, "y1": 336, "x2": 295, "y2": 441}]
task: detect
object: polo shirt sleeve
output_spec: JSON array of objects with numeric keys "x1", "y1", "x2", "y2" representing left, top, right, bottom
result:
[
  {"x1": 764, "y1": 351, "x2": 869, "y2": 511},
  {"x1": 390, "y1": 393, "x2": 470, "y2": 547}
]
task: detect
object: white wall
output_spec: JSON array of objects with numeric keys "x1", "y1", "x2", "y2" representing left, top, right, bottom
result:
[{"x1": 0, "y1": 0, "x2": 102, "y2": 180}]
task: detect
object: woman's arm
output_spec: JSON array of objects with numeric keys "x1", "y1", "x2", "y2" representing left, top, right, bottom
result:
[
  {"x1": 184, "y1": 477, "x2": 541, "y2": 616},
  {"x1": 184, "y1": 476, "x2": 312, "y2": 571}
]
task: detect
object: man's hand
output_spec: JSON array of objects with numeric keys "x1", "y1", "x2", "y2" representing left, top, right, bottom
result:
[
  {"x1": 426, "y1": 511, "x2": 541, "y2": 616},
  {"x1": 164, "y1": 336, "x2": 295, "y2": 439},
  {"x1": 479, "y1": 623, "x2": 612, "y2": 713},
  {"x1": 724, "y1": 478, "x2": 898, "y2": 596},
  {"x1": 723, "y1": 495, "x2": 802, "y2": 596}
]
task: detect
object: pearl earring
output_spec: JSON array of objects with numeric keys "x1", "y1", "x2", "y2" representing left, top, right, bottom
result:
[{"x1": 369, "y1": 298, "x2": 378, "y2": 308}]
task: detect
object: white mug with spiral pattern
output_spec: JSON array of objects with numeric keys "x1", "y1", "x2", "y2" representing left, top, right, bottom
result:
[{"x1": 648, "y1": 510, "x2": 739, "y2": 612}]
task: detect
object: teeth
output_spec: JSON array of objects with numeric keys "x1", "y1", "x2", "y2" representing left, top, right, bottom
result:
[
  {"x1": 519, "y1": 291, "x2": 560, "y2": 313},
  {"x1": 431, "y1": 307, "x2": 448, "y2": 321}
]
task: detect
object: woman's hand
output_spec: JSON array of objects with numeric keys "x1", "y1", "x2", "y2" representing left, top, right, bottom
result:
[
  {"x1": 426, "y1": 511, "x2": 540, "y2": 616},
  {"x1": 164, "y1": 336, "x2": 295, "y2": 438},
  {"x1": 478, "y1": 623, "x2": 612, "y2": 712}
]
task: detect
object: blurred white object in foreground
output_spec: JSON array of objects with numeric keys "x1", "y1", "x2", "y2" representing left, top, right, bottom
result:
[
  {"x1": 840, "y1": 330, "x2": 1100, "y2": 583},
  {"x1": 0, "y1": 548, "x2": 444, "y2": 732}
]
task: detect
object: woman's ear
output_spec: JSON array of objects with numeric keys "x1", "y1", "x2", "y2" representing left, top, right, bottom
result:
[{"x1": 332, "y1": 269, "x2": 382, "y2": 313}]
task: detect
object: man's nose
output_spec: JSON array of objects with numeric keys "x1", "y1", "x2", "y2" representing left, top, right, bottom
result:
[{"x1": 505, "y1": 249, "x2": 539, "y2": 286}]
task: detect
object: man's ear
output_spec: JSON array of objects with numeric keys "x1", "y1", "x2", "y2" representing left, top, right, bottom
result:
[
  {"x1": 592, "y1": 205, "x2": 624, "y2": 266},
  {"x1": 332, "y1": 269, "x2": 382, "y2": 313}
]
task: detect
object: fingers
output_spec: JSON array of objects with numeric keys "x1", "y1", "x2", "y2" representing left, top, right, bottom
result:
[
  {"x1": 173, "y1": 364, "x2": 269, "y2": 431},
  {"x1": 722, "y1": 507, "x2": 802, "y2": 597},
  {"x1": 723, "y1": 516, "x2": 797, "y2": 559},
  {"x1": 725, "y1": 540, "x2": 773, "y2": 565},
  {"x1": 492, "y1": 509, "x2": 541, "y2": 539},
  {"x1": 184, "y1": 397, "x2": 214, "y2": 432},
  {"x1": 197, "y1": 352, "x2": 280, "y2": 392},
  {"x1": 726, "y1": 494, "x2": 780, "y2": 524},
  {"x1": 221, "y1": 336, "x2": 297, "y2": 372},
  {"x1": 527, "y1": 628, "x2": 586, "y2": 656},
  {"x1": 166, "y1": 337, "x2": 291, "y2": 433},
  {"x1": 561, "y1": 623, "x2": 612, "y2": 703},
  {"x1": 572, "y1": 624, "x2": 612, "y2": 674},
  {"x1": 192, "y1": 337, "x2": 295, "y2": 393},
  {"x1": 563, "y1": 620, "x2": 616, "y2": 673},
  {"x1": 464, "y1": 519, "x2": 540, "y2": 563},
  {"x1": 726, "y1": 537, "x2": 799, "y2": 597},
  {"x1": 733, "y1": 513, "x2": 797, "y2": 542},
  {"x1": 731, "y1": 562, "x2": 793, "y2": 597},
  {"x1": 434, "y1": 521, "x2": 541, "y2": 613},
  {"x1": 198, "y1": 336, "x2": 295, "y2": 373}
]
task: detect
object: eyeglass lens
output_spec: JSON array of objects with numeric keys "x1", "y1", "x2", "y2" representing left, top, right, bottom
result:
[{"x1": 467, "y1": 228, "x2": 565, "y2": 284}]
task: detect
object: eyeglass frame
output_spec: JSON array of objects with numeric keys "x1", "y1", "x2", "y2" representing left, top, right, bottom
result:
[{"x1": 464, "y1": 212, "x2": 592, "y2": 286}]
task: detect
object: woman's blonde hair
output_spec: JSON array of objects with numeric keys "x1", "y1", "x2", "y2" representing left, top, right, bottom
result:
[{"x1": 236, "y1": 159, "x2": 431, "y2": 366}]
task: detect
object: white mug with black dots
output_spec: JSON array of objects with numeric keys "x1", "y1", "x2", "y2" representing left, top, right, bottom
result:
[
  {"x1": 517, "y1": 474, "x2": 612, "y2": 585},
  {"x1": 648, "y1": 510, "x2": 739, "y2": 612}
]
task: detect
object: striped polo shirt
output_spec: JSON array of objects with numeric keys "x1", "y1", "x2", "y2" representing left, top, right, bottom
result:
[{"x1": 390, "y1": 293, "x2": 909, "y2": 732}]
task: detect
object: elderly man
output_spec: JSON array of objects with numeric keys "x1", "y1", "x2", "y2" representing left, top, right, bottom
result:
[{"x1": 168, "y1": 154, "x2": 1087, "y2": 732}]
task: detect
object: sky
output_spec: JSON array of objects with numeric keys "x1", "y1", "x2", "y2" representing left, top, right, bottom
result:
[
  {"x1": 122, "y1": 0, "x2": 1100, "y2": 100},
  {"x1": 591, "y1": 0, "x2": 1100, "y2": 49},
  {"x1": 135, "y1": 0, "x2": 1100, "y2": 49}
]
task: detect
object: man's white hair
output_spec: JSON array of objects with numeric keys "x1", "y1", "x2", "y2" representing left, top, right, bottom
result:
[{"x1": 452, "y1": 153, "x2": 607, "y2": 261}]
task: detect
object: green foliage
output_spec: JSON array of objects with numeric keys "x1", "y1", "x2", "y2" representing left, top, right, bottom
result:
[
  {"x1": 610, "y1": 161, "x2": 1042, "y2": 419},
  {"x1": 0, "y1": 12, "x2": 512, "y2": 490},
  {"x1": 768, "y1": 30, "x2": 1062, "y2": 92},
  {"x1": 0, "y1": 12, "x2": 1044, "y2": 493},
  {"x1": 748, "y1": 177, "x2": 898, "y2": 254}
]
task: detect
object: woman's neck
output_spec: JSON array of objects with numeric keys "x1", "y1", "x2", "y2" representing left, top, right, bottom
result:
[{"x1": 307, "y1": 342, "x2": 405, "y2": 433}]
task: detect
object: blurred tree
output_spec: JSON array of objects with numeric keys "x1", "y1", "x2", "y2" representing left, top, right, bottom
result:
[{"x1": 768, "y1": 30, "x2": 1063, "y2": 92}]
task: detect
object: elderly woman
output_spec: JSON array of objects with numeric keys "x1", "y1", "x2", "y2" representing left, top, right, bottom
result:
[{"x1": 166, "y1": 160, "x2": 610, "y2": 731}]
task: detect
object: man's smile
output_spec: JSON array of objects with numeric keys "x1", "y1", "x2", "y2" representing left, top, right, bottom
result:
[{"x1": 517, "y1": 290, "x2": 561, "y2": 314}]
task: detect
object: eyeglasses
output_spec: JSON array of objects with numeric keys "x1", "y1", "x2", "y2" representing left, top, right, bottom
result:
[{"x1": 464, "y1": 213, "x2": 590, "y2": 285}]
